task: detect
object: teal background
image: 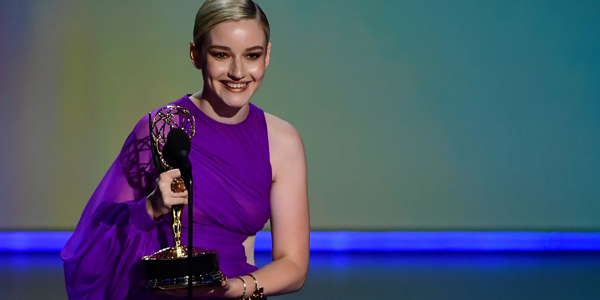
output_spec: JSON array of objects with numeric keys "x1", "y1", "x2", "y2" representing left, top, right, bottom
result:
[{"x1": 0, "y1": 0, "x2": 599, "y2": 230}]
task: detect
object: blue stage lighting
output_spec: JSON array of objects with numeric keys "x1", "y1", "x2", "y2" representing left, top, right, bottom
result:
[{"x1": 1, "y1": 231, "x2": 599, "y2": 252}]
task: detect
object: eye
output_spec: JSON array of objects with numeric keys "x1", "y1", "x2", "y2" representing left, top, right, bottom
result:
[
  {"x1": 211, "y1": 52, "x2": 229, "y2": 59},
  {"x1": 246, "y1": 53, "x2": 263, "y2": 60}
]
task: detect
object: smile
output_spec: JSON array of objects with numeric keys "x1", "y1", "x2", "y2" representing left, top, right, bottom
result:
[{"x1": 222, "y1": 81, "x2": 249, "y2": 92}]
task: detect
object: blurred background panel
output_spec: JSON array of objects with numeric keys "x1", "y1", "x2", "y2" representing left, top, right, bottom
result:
[{"x1": 0, "y1": 0, "x2": 599, "y2": 231}]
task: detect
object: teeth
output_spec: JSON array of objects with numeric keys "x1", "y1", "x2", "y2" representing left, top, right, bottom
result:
[{"x1": 226, "y1": 82, "x2": 247, "y2": 89}]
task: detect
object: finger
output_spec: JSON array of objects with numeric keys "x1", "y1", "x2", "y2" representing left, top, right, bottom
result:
[
  {"x1": 169, "y1": 191, "x2": 189, "y2": 200},
  {"x1": 173, "y1": 198, "x2": 190, "y2": 206},
  {"x1": 164, "y1": 197, "x2": 187, "y2": 208},
  {"x1": 172, "y1": 197, "x2": 189, "y2": 206},
  {"x1": 171, "y1": 191, "x2": 189, "y2": 199},
  {"x1": 166, "y1": 168, "x2": 182, "y2": 178},
  {"x1": 161, "y1": 169, "x2": 182, "y2": 180}
]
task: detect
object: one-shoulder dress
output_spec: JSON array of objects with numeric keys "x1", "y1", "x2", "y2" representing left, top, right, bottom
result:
[{"x1": 61, "y1": 95, "x2": 272, "y2": 299}]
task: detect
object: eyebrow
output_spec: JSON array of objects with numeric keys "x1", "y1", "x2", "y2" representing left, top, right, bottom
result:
[
  {"x1": 245, "y1": 46, "x2": 264, "y2": 51},
  {"x1": 209, "y1": 45, "x2": 264, "y2": 51}
]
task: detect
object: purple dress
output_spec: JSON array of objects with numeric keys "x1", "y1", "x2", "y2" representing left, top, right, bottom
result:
[{"x1": 61, "y1": 95, "x2": 272, "y2": 299}]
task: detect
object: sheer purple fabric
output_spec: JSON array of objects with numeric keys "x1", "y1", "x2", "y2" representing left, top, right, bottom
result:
[{"x1": 61, "y1": 95, "x2": 272, "y2": 299}]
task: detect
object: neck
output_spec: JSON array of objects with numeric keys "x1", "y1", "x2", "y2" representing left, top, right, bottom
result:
[{"x1": 190, "y1": 91, "x2": 250, "y2": 125}]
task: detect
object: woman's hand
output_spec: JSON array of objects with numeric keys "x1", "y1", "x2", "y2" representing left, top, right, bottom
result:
[
  {"x1": 146, "y1": 169, "x2": 189, "y2": 219},
  {"x1": 156, "y1": 277, "x2": 244, "y2": 298}
]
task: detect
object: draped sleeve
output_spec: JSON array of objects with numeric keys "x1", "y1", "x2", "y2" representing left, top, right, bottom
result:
[{"x1": 60, "y1": 114, "x2": 164, "y2": 300}]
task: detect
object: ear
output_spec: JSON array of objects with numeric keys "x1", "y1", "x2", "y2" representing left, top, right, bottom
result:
[
  {"x1": 190, "y1": 42, "x2": 202, "y2": 70},
  {"x1": 265, "y1": 43, "x2": 272, "y2": 70}
]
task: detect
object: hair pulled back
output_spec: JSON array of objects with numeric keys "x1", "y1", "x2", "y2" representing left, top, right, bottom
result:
[{"x1": 193, "y1": 0, "x2": 270, "y2": 48}]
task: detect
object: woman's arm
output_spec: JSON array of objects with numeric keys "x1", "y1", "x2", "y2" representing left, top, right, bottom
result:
[{"x1": 240, "y1": 113, "x2": 310, "y2": 296}]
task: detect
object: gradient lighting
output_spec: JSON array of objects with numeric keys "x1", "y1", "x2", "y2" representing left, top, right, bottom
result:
[{"x1": 1, "y1": 232, "x2": 600, "y2": 252}]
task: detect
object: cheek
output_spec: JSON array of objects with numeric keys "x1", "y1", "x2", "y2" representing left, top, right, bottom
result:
[
  {"x1": 248, "y1": 64, "x2": 266, "y2": 80},
  {"x1": 205, "y1": 61, "x2": 229, "y2": 79}
]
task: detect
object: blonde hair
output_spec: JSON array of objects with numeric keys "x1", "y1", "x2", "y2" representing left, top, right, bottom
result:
[{"x1": 193, "y1": 0, "x2": 270, "y2": 48}]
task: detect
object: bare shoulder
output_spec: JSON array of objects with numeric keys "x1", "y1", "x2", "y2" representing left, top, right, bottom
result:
[
  {"x1": 264, "y1": 112, "x2": 302, "y2": 144},
  {"x1": 264, "y1": 112, "x2": 305, "y2": 179}
]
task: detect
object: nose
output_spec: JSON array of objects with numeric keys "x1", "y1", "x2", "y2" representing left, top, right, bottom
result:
[{"x1": 228, "y1": 57, "x2": 245, "y2": 81}]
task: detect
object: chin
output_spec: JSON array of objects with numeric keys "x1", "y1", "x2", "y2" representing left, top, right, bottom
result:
[{"x1": 219, "y1": 94, "x2": 252, "y2": 108}]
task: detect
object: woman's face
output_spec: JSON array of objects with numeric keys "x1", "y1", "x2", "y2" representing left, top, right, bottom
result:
[{"x1": 192, "y1": 19, "x2": 271, "y2": 108}]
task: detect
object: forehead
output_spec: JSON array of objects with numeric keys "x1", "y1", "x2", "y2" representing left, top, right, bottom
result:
[{"x1": 207, "y1": 19, "x2": 266, "y2": 48}]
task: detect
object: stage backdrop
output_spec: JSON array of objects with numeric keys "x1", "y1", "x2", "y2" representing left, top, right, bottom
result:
[{"x1": 0, "y1": 0, "x2": 599, "y2": 231}]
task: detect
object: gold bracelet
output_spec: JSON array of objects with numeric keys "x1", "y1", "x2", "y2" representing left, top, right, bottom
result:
[
  {"x1": 236, "y1": 277, "x2": 247, "y2": 300},
  {"x1": 247, "y1": 273, "x2": 264, "y2": 299},
  {"x1": 247, "y1": 273, "x2": 258, "y2": 291}
]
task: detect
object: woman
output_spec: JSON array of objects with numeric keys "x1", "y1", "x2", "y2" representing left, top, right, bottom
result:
[{"x1": 60, "y1": 0, "x2": 309, "y2": 299}]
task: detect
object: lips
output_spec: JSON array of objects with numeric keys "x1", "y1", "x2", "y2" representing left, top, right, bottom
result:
[{"x1": 221, "y1": 81, "x2": 249, "y2": 92}]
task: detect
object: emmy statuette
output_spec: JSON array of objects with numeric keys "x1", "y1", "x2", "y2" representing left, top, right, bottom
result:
[{"x1": 142, "y1": 105, "x2": 225, "y2": 290}]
